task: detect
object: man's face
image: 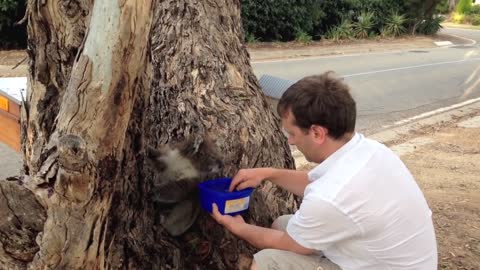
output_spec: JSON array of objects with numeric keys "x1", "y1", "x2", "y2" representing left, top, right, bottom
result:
[{"x1": 281, "y1": 110, "x2": 316, "y2": 162}]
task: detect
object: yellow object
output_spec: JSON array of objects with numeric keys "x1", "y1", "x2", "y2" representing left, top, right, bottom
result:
[
  {"x1": 453, "y1": 12, "x2": 465, "y2": 24},
  {"x1": 0, "y1": 96, "x2": 9, "y2": 111}
]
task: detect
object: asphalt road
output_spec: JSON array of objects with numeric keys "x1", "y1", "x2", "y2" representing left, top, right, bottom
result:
[{"x1": 252, "y1": 28, "x2": 480, "y2": 134}]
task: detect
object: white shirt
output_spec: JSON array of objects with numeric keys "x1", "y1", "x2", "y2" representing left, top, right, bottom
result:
[{"x1": 287, "y1": 133, "x2": 437, "y2": 270}]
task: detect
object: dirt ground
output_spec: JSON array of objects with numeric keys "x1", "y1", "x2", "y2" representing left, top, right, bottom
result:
[
  {"x1": 248, "y1": 34, "x2": 465, "y2": 61},
  {"x1": 392, "y1": 114, "x2": 480, "y2": 270},
  {"x1": 0, "y1": 49, "x2": 27, "y2": 77}
]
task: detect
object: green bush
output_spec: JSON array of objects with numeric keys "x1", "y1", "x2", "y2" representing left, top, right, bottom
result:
[
  {"x1": 466, "y1": 5, "x2": 480, "y2": 15},
  {"x1": 295, "y1": 30, "x2": 313, "y2": 43},
  {"x1": 347, "y1": 0, "x2": 405, "y2": 33},
  {"x1": 453, "y1": 9, "x2": 480, "y2": 26},
  {"x1": 313, "y1": 1, "x2": 354, "y2": 38},
  {"x1": 462, "y1": 14, "x2": 480, "y2": 25},
  {"x1": 382, "y1": 12, "x2": 407, "y2": 37},
  {"x1": 403, "y1": 0, "x2": 443, "y2": 34},
  {"x1": 0, "y1": 0, "x2": 26, "y2": 48},
  {"x1": 436, "y1": 0, "x2": 450, "y2": 14},
  {"x1": 0, "y1": 0, "x2": 21, "y2": 30},
  {"x1": 353, "y1": 11, "x2": 374, "y2": 39},
  {"x1": 242, "y1": 0, "x2": 407, "y2": 41},
  {"x1": 240, "y1": 0, "x2": 446, "y2": 42},
  {"x1": 325, "y1": 18, "x2": 354, "y2": 41},
  {"x1": 456, "y1": 0, "x2": 473, "y2": 14},
  {"x1": 245, "y1": 33, "x2": 259, "y2": 43},
  {"x1": 472, "y1": 15, "x2": 480, "y2": 26},
  {"x1": 417, "y1": 16, "x2": 444, "y2": 35},
  {"x1": 241, "y1": 0, "x2": 324, "y2": 41}
]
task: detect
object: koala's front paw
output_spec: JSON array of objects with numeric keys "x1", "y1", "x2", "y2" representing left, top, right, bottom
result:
[{"x1": 162, "y1": 199, "x2": 200, "y2": 236}]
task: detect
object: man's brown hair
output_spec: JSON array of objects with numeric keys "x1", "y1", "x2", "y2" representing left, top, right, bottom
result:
[{"x1": 277, "y1": 72, "x2": 356, "y2": 139}]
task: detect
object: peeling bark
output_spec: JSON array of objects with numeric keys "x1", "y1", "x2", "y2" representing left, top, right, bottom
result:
[
  {"x1": 0, "y1": 178, "x2": 46, "y2": 270},
  {"x1": 23, "y1": 0, "x2": 92, "y2": 175},
  {"x1": 1, "y1": 0, "x2": 297, "y2": 269}
]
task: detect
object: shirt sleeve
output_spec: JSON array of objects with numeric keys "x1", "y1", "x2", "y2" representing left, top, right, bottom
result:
[{"x1": 286, "y1": 195, "x2": 362, "y2": 251}]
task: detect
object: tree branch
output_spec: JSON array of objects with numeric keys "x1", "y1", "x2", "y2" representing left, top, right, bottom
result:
[{"x1": 14, "y1": 7, "x2": 28, "y2": 26}]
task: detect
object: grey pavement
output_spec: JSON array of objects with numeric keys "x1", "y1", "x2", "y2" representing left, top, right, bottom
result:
[{"x1": 0, "y1": 141, "x2": 22, "y2": 179}]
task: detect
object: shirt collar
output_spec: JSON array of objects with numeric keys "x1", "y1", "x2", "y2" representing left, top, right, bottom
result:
[{"x1": 308, "y1": 133, "x2": 363, "y2": 181}]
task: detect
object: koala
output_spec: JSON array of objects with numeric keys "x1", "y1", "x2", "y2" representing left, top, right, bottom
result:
[{"x1": 146, "y1": 138, "x2": 223, "y2": 236}]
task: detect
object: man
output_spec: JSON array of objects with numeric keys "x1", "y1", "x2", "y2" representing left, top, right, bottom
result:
[{"x1": 211, "y1": 72, "x2": 438, "y2": 270}]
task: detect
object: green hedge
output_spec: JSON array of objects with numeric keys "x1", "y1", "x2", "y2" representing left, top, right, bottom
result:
[
  {"x1": 456, "y1": 0, "x2": 473, "y2": 14},
  {"x1": 241, "y1": 0, "x2": 326, "y2": 41},
  {"x1": 0, "y1": 0, "x2": 26, "y2": 48},
  {"x1": 242, "y1": 0, "x2": 443, "y2": 41},
  {"x1": 466, "y1": 4, "x2": 480, "y2": 15},
  {"x1": 346, "y1": 0, "x2": 405, "y2": 33}
]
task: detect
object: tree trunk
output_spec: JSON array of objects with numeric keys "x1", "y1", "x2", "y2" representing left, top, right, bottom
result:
[
  {"x1": 449, "y1": 0, "x2": 457, "y2": 11},
  {"x1": 1, "y1": 0, "x2": 296, "y2": 269}
]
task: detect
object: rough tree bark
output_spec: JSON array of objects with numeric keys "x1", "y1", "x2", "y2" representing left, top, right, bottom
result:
[{"x1": 0, "y1": 0, "x2": 297, "y2": 269}]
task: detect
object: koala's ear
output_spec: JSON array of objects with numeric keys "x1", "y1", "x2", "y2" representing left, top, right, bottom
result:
[
  {"x1": 146, "y1": 146, "x2": 161, "y2": 160},
  {"x1": 146, "y1": 147, "x2": 167, "y2": 172}
]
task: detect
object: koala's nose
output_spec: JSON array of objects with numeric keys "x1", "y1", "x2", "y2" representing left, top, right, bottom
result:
[{"x1": 211, "y1": 160, "x2": 224, "y2": 173}]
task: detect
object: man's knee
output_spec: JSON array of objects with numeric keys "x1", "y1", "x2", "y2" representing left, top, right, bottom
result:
[
  {"x1": 271, "y1": 214, "x2": 293, "y2": 231},
  {"x1": 271, "y1": 218, "x2": 282, "y2": 230},
  {"x1": 253, "y1": 249, "x2": 279, "y2": 270}
]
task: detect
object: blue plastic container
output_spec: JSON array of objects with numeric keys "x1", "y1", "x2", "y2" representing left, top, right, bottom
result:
[{"x1": 198, "y1": 177, "x2": 254, "y2": 215}]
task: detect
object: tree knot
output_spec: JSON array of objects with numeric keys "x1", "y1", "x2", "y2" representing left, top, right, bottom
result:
[{"x1": 58, "y1": 134, "x2": 87, "y2": 171}]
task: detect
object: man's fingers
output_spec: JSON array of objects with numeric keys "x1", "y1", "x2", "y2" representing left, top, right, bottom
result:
[
  {"x1": 211, "y1": 203, "x2": 223, "y2": 223},
  {"x1": 237, "y1": 181, "x2": 250, "y2": 191},
  {"x1": 212, "y1": 203, "x2": 219, "y2": 215},
  {"x1": 228, "y1": 181, "x2": 237, "y2": 192},
  {"x1": 230, "y1": 174, "x2": 243, "y2": 192}
]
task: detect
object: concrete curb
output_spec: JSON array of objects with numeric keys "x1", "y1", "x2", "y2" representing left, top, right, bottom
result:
[
  {"x1": 369, "y1": 100, "x2": 480, "y2": 144},
  {"x1": 442, "y1": 33, "x2": 477, "y2": 47}
]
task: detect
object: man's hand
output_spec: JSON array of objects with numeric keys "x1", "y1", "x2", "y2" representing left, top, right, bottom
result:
[
  {"x1": 211, "y1": 203, "x2": 245, "y2": 234},
  {"x1": 229, "y1": 168, "x2": 273, "y2": 191}
]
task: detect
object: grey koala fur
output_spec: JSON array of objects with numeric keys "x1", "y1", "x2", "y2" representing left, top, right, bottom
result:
[{"x1": 146, "y1": 138, "x2": 223, "y2": 236}]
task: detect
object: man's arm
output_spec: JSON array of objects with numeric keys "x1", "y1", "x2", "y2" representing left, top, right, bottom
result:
[
  {"x1": 234, "y1": 222, "x2": 315, "y2": 255},
  {"x1": 211, "y1": 204, "x2": 314, "y2": 255},
  {"x1": 230, "y1": 168, "x2": 310, "y2": 197}
]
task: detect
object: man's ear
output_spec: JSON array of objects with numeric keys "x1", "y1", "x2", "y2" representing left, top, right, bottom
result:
[{"x1": 310, "y1": 125, "x2": 327, "y2": 143}]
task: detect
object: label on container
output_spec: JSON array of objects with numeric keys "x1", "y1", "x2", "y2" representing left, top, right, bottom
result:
[
  {"x1": 224, "y1": 196, "x2": 250, "y2": 214},
  {"x1": 0, "y1": 96, "x2": 8, "y2": 111}
]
